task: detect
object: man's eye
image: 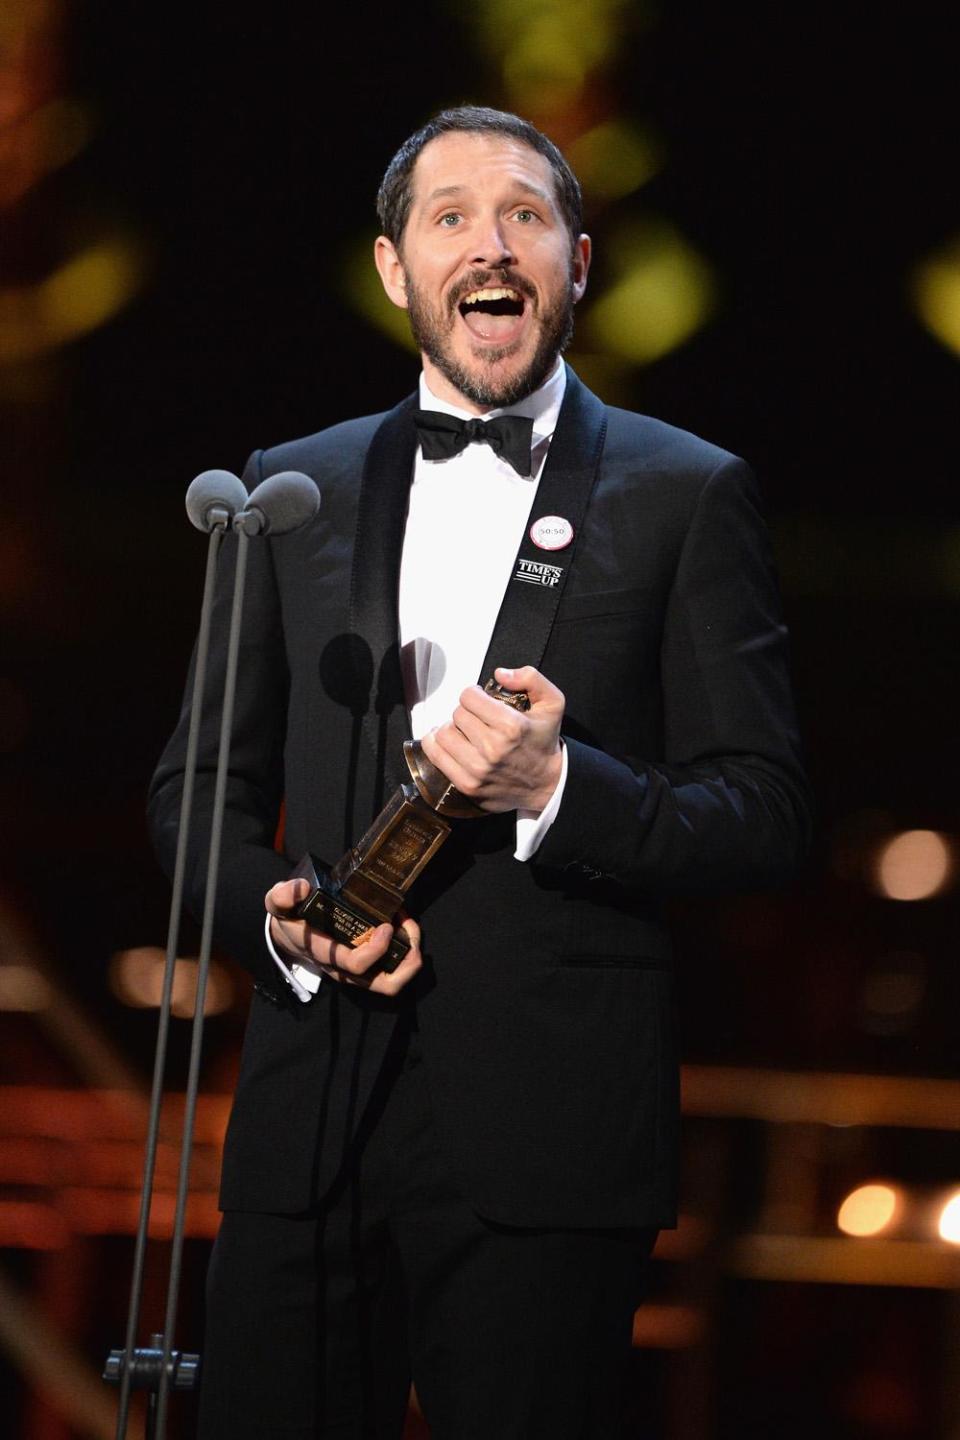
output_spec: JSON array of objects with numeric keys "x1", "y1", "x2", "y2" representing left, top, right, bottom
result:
[
  {"x1": 513, "y1": 209, "x2": 537, "y2": 223},
  {"x1": 438, "y1": 213, "x2": 461, "y2": 227}
]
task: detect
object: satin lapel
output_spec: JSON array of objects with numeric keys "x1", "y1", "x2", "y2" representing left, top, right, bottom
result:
[
  {"x1": 348, "y1": 392, "x2": 419, "y2": 807},
  {"x1": 476, "y1": 366, "x2": 608, "y2": 682}
]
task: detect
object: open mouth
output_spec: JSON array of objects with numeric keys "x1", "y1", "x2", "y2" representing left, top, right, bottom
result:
[{"x1": 457, "y1": 286, "x2": 527, "y2": 342}]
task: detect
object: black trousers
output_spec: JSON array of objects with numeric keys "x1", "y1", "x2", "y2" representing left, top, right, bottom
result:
[{"x1": 198, "y1": 1019, "x2": 656, "y2": 1439}]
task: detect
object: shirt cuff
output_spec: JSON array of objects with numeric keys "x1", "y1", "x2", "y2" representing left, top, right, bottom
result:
[
  {"x1": 514, "y1": 741, "x2": 568, "y2": 862},
  {"x1": 263, "y1": 913, "x2": 322, "y2": 1003}
]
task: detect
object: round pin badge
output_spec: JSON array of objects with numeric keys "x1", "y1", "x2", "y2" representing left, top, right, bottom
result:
[{"x1": 529, "y1": 515, "x2": 574, "y2": 551}]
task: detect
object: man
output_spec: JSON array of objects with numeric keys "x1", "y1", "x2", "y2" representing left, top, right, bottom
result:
[{"x1": 149, "y1": 106, "x2": 810, "y2": 1439}]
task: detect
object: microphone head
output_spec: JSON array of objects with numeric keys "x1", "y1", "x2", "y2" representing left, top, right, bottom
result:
[
  {"x1": 236, "y1": 470, "x2": 320, "y2": 536},
  {"x1": 186, "y1": 470, "x2": 249, "y2": 532}
]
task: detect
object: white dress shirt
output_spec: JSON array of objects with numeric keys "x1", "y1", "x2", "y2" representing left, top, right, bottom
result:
[{"x1": 269, "y1": 359, "x2": 570, "y2": 997}]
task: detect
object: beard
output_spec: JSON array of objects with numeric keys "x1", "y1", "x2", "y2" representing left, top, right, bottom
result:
[{"x1": 403, "y1": 265, "x2": 576, "y2": 409}]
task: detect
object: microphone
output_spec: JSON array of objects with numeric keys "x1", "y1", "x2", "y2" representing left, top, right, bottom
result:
[
  {"x1": 234, "y1": 470, "x2": 319, "y2": 536},
  {"x1": 185, "y1": 470, "x2": 249, "y2": 533}
]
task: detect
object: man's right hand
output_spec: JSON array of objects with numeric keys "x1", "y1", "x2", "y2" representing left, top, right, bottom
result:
[{"x1": 265, "y1": 878, "x2": 423, "y2": 997}]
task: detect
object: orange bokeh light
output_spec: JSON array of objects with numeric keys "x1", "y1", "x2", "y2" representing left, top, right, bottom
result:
[
  {"x1": 837, "y1": 1183, "x2": 901, "y2": 1237},
  {"x1": 873, "y1": 830, "x2": 952, "y2": 901},
  {"x1": 109, "y1": 948, "x2": 233, "y2": 1017},
  {"x1": 938, "y1": 1192, "x2": 960, "y2": 1244}
]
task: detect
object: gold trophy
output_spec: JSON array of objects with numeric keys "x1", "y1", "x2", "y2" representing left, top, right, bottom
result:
[{"x1": 294, "y1": 680, "x2": 529, "y2": 970}]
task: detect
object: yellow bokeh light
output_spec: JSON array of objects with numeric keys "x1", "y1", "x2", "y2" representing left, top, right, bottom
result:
[
  {"x1": 873, "y1": 830, "x2": 952, "y2": 901},
  {"x1": 500, "y1": 18, "x2": 591, "y2": 110},
  {"x1": 567, "y1": 121, "x2": 662, "y2": 202},
  {"x1": 938, "y1": 1192, "x2": 960, "y2": 1245},
  {"x1": 837, "y1": 1183, "x2": 900, "y2": 1238},
  {"x1": 342, "y1": 238, "x2": 418, "y2": 354},
  {"x1": 912, "y1": 240, "x2": 960, "y2": 358},
  {"x1": 39, "y1": 241, "x2": 142, "y2": 335},
  {"x1": 466, "y1": 0, "x2": 632, "y2": 113},
  {"x1": 585, "y1": 221, "x2": 715, "y2": 365},
  {"x1": 0, "y1": 235, "x2": 145, "y2": 365},
  {"x1": 475, "y1": 0, "x2": 625, "y2": 68}
]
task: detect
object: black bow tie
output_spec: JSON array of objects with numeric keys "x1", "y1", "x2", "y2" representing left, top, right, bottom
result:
[{"x1": 413, "y1": 409, "x2": 535, "y2": 478}]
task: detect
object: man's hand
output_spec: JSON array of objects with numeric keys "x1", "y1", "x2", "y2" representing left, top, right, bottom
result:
[
  {"x1": 419, "y1": 665, "x2": 565, "y2": 814},
  {"x1": 265, "y1": 879, "x2": 422, "y2": 997}
]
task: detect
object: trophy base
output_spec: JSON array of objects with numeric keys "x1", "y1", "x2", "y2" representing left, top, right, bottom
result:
[{"x1": 294, "y1": 856, "x2": 410, "y2": 974}]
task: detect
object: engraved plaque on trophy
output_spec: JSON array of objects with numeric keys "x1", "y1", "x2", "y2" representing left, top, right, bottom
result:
[{"x1": 294, "y1": 679, "x2": 530, "y2": 972}]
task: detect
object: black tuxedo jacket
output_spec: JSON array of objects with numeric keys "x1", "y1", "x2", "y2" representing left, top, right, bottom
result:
[{"x1": 148, "y1": 368, "x2": 811, "y2": 1230}]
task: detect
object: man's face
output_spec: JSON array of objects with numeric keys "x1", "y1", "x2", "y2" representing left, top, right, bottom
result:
[{"x1": 375, "y1": 132, "x2": 590, "y2": 412}]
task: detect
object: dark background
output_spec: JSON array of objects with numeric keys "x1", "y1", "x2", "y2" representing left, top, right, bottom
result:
[{"x1": 2, "y1": 2, "x2": 958, "y2": 1436}]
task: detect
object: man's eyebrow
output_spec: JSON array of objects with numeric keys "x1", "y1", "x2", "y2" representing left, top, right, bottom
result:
[
  {"x1": 510, "y1": 181, "x2": 551, "y2": 204},
  {"x1": 425, "y1": 185, "x2": 468, "y2": 202},
  {"x1": 421, "y1": 181, "x2": 552, "y2": 206}
]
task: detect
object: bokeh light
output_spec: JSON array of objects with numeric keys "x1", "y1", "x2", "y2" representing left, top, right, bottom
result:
[
  {"x1": 912, "y1": 238, "x2": 960, "y2": 358},
  {"x1": 937, "y1": 1192, "x2": 960, "y2": 1245},
  {"x1": 0, "y1": 237, "x2": 146, "y2": 365},
  {"x1": 470, "y1": 0, "x2": 632, "y2": 113},
  {"x1": 566, "y1": 120, "x2": 662, "y2": 201},
  {"x1": 109, "y1": 947, "x2": 234, "y2": 1017},
  {"x1": 872, "y1": 830, "x2": 953, "y2": 901},
  {"x1": 0, "y1": 965, "x2": 51, "y2": 1012},
  {"x1": 837, "y1": 1183, "x2": 901, "y2": 1238},
  {"x1": 586, "y1": 220, "x2": 714, "y2": 364},
  {"x1": 342, "y1": 235, "x2": 418, "y2": 354}
]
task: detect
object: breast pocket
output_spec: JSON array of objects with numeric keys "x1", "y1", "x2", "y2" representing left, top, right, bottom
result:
[{"x1": 555, "y1": 586, "x2": 652, "y2": 624}]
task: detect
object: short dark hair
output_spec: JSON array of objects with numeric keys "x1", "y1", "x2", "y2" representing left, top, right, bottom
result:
[{"x1": 376, "y1": 105, "x2": 583, "y2": 249}]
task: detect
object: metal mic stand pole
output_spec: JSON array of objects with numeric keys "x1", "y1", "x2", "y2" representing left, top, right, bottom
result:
[
  {"x1": 107, "y1": 517, "x2": 229, "y2": 1440},
  {"x1": 151, "y1": 517, "x2": 253, "y2": 1440},
  {"x1": 105, "y1": 471, "x2": 317, "y2": 1439}
]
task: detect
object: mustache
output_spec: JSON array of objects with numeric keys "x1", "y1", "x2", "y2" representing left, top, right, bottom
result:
[{"x1": 447, "y1": 269, "x2": 537, "y2": 309}]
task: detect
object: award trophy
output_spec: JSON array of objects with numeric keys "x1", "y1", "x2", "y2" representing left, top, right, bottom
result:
[{"x1": 294, "y1": 679, "x2": 529, "y2": 971}]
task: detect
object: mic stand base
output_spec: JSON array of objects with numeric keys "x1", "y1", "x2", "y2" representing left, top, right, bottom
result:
[{"x1": 104, "y1": 1335, "x2": 200, "y2": 1440}]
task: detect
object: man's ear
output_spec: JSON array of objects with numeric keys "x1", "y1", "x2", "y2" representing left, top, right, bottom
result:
[
  {"x1": 571, "y1": 233, "x2": 591, "y2": 303},
  {"x1": 374, "y1": 236, "x2": 409, "y2": 310}
]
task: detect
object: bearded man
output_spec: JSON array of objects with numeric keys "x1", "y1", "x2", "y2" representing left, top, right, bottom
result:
[{"x1": 149, "y1": 105, "x2": 810, "y2": 1440}]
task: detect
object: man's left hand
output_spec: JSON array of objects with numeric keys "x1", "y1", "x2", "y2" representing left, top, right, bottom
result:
[{"x1": 419, "y1": 665, "x2": 564, "y2": 814}]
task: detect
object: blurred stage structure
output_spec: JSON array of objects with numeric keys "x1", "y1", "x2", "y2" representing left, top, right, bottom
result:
[{"x1": 3, "y1": 1037, "x2": 960, "y2": 1437}]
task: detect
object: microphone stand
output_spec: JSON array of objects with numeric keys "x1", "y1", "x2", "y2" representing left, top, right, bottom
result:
[
  {"x1": 106, "y1": 516, "x2": 229, "y2": 1440},
  {"x1": 105, "y1": 474, "x2": 318, "y2": 1440},
  {"x1": 152, "y1": 519, "x2": 252, "y2": 1438}
]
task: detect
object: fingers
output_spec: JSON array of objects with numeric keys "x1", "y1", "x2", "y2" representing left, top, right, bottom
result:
[
  {"x1": 419, "y1": 725, "x2": 477, "y2": 794},
  {"x1": 265, "y1": 877, "x2": 311, "y2": 917},
  {"x1": 322, "y1": 922, "x2": 393, "y2": 980},
  {"x1": 265, "y1": 880, "x2": 424, "y2": 996},
  {"x1": 368, "y1": 916, "x2": 422, "y2": 997},
  {"x1": 494, "y1": 665, "x2": 565, "y2": 711},
  {"x1": 397, "y1": 913, "x2": 421, "y2": 948},
  {"x1": 452, "y1": 668, "x2": 565, "y2": 742},
  {"x1": 454, "y1": 687, "x2": 527, "y2": 741},
  {"x1": 329, "y1": 913, "x2": 423, "y2": 997},
  {"x1": 419, "y1": 665, "x2": 565, "y2": 814},
  {"x1": 266, "y1": 878, "x2": 316, "y2": 964},
  {"x1": 322, "y1": 919, "x2": 423, "y2": 997}
]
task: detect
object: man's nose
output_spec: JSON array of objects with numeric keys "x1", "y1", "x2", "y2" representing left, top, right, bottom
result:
[{"x1": 471, "y1": 216, "x2": 515, "y2": 268}]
